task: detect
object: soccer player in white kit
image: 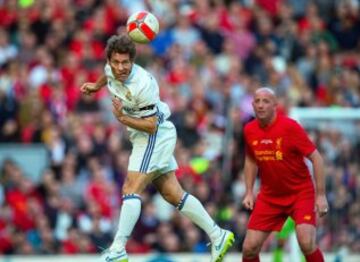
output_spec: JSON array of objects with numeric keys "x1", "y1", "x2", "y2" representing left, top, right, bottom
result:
[{"x1": 80, "y1": 34, "x2": 234, "y2": 262}]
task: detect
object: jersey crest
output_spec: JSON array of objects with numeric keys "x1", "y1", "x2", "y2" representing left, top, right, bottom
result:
[{"x1": 125, "y1": 90, "x2": 133, "y2": 101}]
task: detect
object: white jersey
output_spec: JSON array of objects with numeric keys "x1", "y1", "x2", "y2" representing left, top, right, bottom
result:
[
  {"x1": 105, "y1": 63, "x2": 177, "y2": 174},
  {"x1": 105, "y1": 63, "x2": 171, "y2": 133}
]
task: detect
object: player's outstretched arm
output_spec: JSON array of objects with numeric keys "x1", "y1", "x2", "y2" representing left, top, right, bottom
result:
[
  {"x1": 80, "y1": 74, "x2": 107, "y2": 95},
  {"x1": 242, "y1": 154, "x2": 258, "y2": 210},
  {"x1": 112, "y1": 98, "x2": 157, "y2": 134},
  {"x1": 308, "y1": 149, "x2": 328, "y2": 217}
]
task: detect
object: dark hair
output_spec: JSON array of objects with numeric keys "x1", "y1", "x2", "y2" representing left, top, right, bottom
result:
[{"x1": 105, "y1": 34, "x2": 136, "y2": 61}]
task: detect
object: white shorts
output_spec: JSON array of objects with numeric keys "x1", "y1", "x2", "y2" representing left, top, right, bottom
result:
[{"x1": 128, "y1": 120, "x2": 178, "y2": 176}]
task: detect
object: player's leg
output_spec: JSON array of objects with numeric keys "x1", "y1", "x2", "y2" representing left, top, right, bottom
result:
[
  {"x1": 243, "y1": 198, "x2": 286, "y2": 261},
  {"x1": 152, "y1": 171, "x2": 235, "y2": 262},
  {"x1": 109, "y1": 171, "x2": 152, "y2": 249},
  {"x1": 292, "y1": 194, "x2": 324, "y2": 262},
  {"x1": 104, "y1": 171, "x2": 152, "y2": 262},
  {"x1": 107, "y1": 127, "x2": 164, "y2": 256},
  {"x1": 242, "y1": 229, "x2": 271, "y2": 261},
  {"x1": 295, "y1": 224, "x2": 324, "y2": 262}
]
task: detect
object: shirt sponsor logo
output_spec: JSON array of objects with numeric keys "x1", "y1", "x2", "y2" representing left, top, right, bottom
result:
[
  {"x1": 254, "y1": 150, "x2": 278, "y2": 161},
  {"x1": 251, "y1": 137, "x2": 284, "y2": 161}
]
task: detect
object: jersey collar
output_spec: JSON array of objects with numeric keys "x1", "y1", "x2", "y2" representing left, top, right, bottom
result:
[
  {"x1": 124, "y1": 64, "x2": 137, "y2": 85},
  {"x1": 258, "y1": 113, "x2": 278, "y2": 130}
]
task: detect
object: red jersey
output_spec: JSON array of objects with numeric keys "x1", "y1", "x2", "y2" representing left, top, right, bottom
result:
[{"x1": 244, "y1": 115, "x2": 316, "y2": 200}]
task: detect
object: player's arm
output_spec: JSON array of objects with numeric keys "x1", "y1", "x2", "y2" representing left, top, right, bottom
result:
[
  {"x1": 242, "y1": 153, "x2": 258, "y2": 210},
  {"x1": 307, "y1": 149, "x2": 328, "y2": 216},
  {"x1": 80, "y1": 74, "x2": 107, "y2": 95},
  {"x1": 291, "y1": 120, "x2": 329, "y2": 216},
  {"x1": 112, "y1": 98, "x2": 157, "y2": 134}
]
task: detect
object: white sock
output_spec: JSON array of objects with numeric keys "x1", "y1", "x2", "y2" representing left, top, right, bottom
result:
[
  {"x1": 177, "y1": 192, "x2": 222, "y2": 242},
  {"x1": 110, "y1": 194, "x2": 142, "y2": 251}
]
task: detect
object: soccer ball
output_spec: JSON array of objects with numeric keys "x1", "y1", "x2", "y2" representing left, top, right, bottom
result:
[{"x1": 126, "y1": 11, "x2": 159, "y2": 44}]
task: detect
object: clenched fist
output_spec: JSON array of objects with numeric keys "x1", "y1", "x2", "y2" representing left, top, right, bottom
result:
[{"x1": 80, "y1": 83, "x2": 100, "y2": 95}]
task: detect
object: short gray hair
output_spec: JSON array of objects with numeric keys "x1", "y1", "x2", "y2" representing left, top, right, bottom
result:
[{"x1": 255, "y1": 87, "x2": 276, "y2": 96}]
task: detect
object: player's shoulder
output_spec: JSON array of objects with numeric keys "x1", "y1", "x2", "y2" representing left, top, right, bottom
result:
[
  {"x1": 133, "y1": 63, "x2": 144, "y2": 73},
  {"x1": 278, "y1": 115, "x2": 304, "y2": 132},
  {"x1": 244, "y1": 118, "x2": 258, "y2": 133},
  {"x1": 279, "y1": 115, "x2": 301, "y2": 126},
  {"x1": 131, "y1": 64, "x2": 154, "y2": 83},
  {"x1": 132, "y1": 63, "x2": 150, "y2": 77},
  {"x1": 126, "y1": 64, "x2": 146, "y2": 89}
]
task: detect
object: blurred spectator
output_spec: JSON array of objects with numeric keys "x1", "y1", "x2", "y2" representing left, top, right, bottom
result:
[{"x1": 0, "y1": 28, "x2": 18, "y2": 66}]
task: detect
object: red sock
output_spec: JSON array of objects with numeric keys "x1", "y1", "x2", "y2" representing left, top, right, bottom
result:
[
  {"x1": 243, "y1": 256, "x2": 260, "y2": 262},
  {"x1": 305, "y1": 248, "x2": 324, "y2": 262}
]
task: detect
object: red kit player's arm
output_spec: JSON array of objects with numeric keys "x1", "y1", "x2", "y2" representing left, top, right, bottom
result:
[
  {"x1": 244, "y1": 153, "x2": 258, "y2": 194},
  {"x1": 307, "y1": 149, "x2": 325, "y2": 195},
  {"x1": 307, "y1": 149, "x2": 328, "y2": 216}
]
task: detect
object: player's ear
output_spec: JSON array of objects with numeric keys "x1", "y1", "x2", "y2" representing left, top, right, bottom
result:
[{"x1": 271, "y1": 96, "x2": 278, "y2": 106}]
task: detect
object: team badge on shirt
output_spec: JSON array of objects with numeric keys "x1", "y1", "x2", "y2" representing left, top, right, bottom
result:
[
  {"x1": 125, "y1": 91, "x2": 133, "y2": 101},
  {"x1": 275, "y1": 151, "x2": 283, "y2": 160}
]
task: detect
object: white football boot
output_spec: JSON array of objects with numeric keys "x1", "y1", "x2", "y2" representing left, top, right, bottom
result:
[
  {"x1": 101, "y1": 248, "x2": 128, "y2": 262},
  {"x1": 210, "y1": 229, "x2": 235, "y2": 262}
]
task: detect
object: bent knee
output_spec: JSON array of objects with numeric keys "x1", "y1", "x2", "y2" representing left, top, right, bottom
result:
[
  {"x1": 161, "y1": 190, "x2": 183, "y2": 206},
  {"x1": 122, "y1": 174, "x2": 149, "y2": 195},
  {"x1": 298, "y1": 238, "x2": 316, "y2": 254},
  {"x1": 122, "y1": 184, "x2": 137, "y2": 195},
  {"x1": 242, "y1": 240, "x2": 261, "y2": 258}
]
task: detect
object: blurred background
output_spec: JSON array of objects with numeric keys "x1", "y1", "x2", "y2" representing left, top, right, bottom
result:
[{"x1": 0, "y1": 0, "x2": 359, "y2": 261}]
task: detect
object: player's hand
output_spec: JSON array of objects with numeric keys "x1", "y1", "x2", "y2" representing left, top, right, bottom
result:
[
  {"x1": 242, "y1": 192, "x2": 255, "y2": 210},
  {"x1": 316, "y1": 194, "x2": 329, "y2": 217},
  {"x1": 80, "y1": 83, "x2": 99, "y2": 95},
  {"x1": 112, "y1": 98, "x2": 124, "y2": 119}
]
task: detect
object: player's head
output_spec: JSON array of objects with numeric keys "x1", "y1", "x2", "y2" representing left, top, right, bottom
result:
[
  {"x1": 252, "y1": 87, "x2": 277, "y2": 124},
  {"x1": 106, "y1": 34, "x2": 136, "y2": 82}
]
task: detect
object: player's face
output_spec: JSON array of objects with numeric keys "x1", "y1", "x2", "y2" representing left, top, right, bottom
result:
[
  {"x1": 252, "y1": 91, "x2": 277, "y2": 123},
  {"x1": 109, "y1": 52, "x2": 133, "y2": 82}
]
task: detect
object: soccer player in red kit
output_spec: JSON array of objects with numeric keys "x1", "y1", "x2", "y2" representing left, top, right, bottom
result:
[{"x1": 241, "y1": 87, "x2": 329, "y2": 262}]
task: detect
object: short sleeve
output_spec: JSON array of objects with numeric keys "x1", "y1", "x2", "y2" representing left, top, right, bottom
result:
[
  {"x1": 244, "y1": 125, "x2": 256, "y2": 160},
  {"x1": 290, "y1": 120, "x2": 316, "y2": 156},
  {"x1": 245, "y1": 143, "x2": 256, "y2": 160},
  {"x1": 136, "y1": 84, "x2": 158, "y2": 118}
]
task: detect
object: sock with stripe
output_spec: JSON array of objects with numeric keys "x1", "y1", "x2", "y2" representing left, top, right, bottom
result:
[
  {"x1": 305, "y1": 248, "x2": 324, "y2": 262},
  {"x1": 243, "y1": 255, "x2": 260, "y2": 262},
  {"x1": 177, "y1": 192, "x2": 222, "y2": 242},
  {"x1": 110, "y1": 194, "x2": 142, "y2": 251}
]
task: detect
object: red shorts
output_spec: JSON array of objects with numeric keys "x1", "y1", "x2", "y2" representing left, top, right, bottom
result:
[{"x1": 247, "y1": 192, "x2": 316, "y2": 232}]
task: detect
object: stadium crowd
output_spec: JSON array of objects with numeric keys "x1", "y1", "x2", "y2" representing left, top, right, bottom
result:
[{"x1": 0, "y1": 0, "x2": 360, "y2": 256}]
